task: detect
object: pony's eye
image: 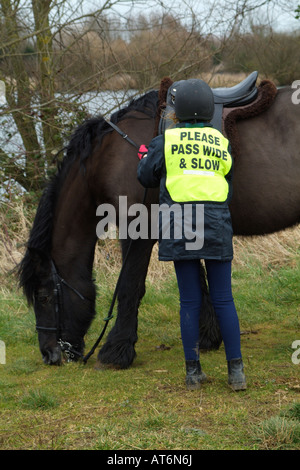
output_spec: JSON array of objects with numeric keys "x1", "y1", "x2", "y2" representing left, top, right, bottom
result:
[{"x1": 38, "y1": 294, "x2": 51, "y2": 305}]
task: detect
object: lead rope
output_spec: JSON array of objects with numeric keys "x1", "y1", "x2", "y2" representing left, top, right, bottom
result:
[{"x1": 82, "y1": 119, "x2": 149, "y2": 364}]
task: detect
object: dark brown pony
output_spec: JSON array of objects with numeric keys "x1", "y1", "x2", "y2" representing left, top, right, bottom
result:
[{"x1": 18, "y1": 83, "x2": 300, "y2": 367}]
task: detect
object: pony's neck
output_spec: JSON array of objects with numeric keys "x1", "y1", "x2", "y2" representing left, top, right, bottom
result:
[{"x1": 51, "y1": 163, "x2": 97, "y2": 278}]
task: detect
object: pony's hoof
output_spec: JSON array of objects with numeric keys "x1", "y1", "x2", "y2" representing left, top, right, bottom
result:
[{"x1": 98, "y1": 340, "x2": 136, "y2": 369}]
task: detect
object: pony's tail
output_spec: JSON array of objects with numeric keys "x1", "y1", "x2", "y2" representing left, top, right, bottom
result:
[{"x1": 198, "y1": 262, "x2": 222, "y2": 350}]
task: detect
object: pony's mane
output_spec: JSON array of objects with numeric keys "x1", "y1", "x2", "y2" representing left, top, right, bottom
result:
[{"x1": 18, "y1": 90, "x2": 159, "y2": 303}]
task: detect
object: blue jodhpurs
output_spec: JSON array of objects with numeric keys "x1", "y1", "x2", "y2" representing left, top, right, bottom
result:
[{"x1": 173, "y1": 259, "x2": 242, "y2": 361}]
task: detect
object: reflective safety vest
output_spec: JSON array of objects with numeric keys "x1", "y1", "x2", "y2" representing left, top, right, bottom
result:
[{"x1": 164, "y1": 126, "x2": 232, "y2": 202}]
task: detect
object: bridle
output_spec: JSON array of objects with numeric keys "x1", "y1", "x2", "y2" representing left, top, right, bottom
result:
[{"x1": 35, "y1": 260, "x2": 85, "y2": 361}]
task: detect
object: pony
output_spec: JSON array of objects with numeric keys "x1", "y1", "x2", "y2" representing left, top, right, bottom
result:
[{"x1": 18, "y1": 78, "x2": 300, "y2": 366}]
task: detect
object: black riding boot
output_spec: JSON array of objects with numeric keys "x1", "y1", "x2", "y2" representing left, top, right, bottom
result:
[
  {"x1": 185, "y1": 360, "x2": 207, "y2": 390},
  {"x1": 227, "y1": 358, "x2": 247, "y2": 391}
]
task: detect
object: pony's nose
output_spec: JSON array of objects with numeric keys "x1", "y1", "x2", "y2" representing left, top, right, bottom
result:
[{"x1": 42, "y1": 345, "x2": 62, "y2": 365}]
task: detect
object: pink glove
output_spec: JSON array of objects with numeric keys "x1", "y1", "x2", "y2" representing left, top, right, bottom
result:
[{"x1": 138, "y1": 144, "x2": 148, "y2": 160}]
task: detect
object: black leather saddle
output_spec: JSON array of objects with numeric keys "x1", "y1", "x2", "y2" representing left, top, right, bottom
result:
[
  {"x1": 212, "y1": 71, "x2": 258, "y2": 106},
  {"x1": 158, "y1": 71, "x2": 259, "y2": 134}
]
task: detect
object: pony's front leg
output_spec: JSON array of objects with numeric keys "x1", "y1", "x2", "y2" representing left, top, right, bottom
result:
[{"x1": 98, "y1": 237, "x2": 155, "y2": 369}]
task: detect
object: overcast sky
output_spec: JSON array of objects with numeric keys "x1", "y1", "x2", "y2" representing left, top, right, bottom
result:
[{"x1": 77, "y1": 0, "x2": 300, "y2": 33}]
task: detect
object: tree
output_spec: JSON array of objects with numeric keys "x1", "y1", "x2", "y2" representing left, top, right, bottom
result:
[
  {"x1": 0, "y1": 0, "x2": 132, "y2": 193},
  {"x1": 1, "y1": 0, "x2": 45, "y2": 191}
]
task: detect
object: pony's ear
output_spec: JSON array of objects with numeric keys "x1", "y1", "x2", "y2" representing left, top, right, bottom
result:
[{"x1": 27, "y1": 247, "x2": 50, "y2": 276}]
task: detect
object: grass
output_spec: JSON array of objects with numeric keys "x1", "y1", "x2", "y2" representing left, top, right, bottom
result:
[
  {"x1": 0, "y1": 254, "x2": 299, "y2": 449},
  {"x1": 255, "y1": 412, "x2": 300, "y2": 450},
  {"x1": 0, "y1": 201, "x2": 299, "y2": 450},
  {"x1": 20, "y1": 389, "x2": 60, "y2": 410}
]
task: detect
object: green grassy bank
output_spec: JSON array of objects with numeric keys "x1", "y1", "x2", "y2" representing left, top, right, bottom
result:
[{"x1": 0, "y1": 237, "x2": 299, "y2": 450}]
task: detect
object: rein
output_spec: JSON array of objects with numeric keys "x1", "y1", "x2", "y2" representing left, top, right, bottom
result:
[{"x1": 106, "y1": 119, "x2": 140, "y2": 149}]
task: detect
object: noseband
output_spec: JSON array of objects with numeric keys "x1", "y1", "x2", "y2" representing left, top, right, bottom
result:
[{"x1": 35, "y1": 260, "x2": 86, "y2": 361}]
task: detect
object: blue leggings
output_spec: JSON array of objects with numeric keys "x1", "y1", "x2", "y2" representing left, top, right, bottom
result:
[{"x1": 174, "y1": 259, "x2": 241, "y2": 361}]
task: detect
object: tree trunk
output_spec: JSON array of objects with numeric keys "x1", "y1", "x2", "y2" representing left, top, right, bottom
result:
[
  {"x1": 32, "y1": 0, "x2": 63, "y2": 174},
  {"x1": 1, "y1": 0, "x2": 45, "y2": 191}
]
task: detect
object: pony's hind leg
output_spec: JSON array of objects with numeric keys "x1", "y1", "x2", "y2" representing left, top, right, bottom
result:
[{"x1": 98, "y1": 237, "x2": 156, "y2": 369}]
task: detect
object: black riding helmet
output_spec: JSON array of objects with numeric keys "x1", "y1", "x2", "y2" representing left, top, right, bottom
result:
[{"x1": 175, "y1": 79, "x2": 214, "y2": 122}]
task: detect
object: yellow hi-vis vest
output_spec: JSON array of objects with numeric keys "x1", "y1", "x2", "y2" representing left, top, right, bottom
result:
[{"x1": 164, "y1": 126, "x2": 232, "y2": 203}]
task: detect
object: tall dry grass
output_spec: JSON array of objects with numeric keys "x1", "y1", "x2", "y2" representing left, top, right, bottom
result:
[
  {"x1": 1, "y1": 199, "x2": 299, "y2": 289},
  {"x1": 0, "y1": 200, "x2": 31, "y2": 275},
  {"x1": 233, "y1": 227, "x2": 300, "y2": 270}
]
